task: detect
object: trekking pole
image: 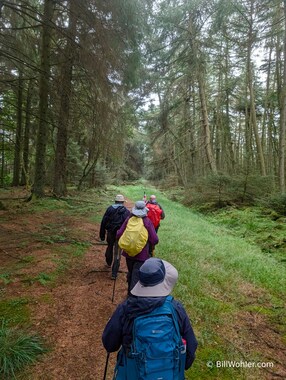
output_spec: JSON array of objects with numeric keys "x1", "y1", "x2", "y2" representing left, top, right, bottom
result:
[
  {"x1": 103, "y1": 352, "x2": 110, "y2": 380},
  {"x1": 143, "y1": 189, "x2": 147, "y2": 203},
  {"x1": 111, "y1": 241, "x2": 122, "y2": 303}
]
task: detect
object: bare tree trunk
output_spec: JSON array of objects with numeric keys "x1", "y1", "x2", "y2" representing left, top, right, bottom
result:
[
  {"x1": 53, "y1": 0, "x2": 77, "y2": 197},
  {"x1": 279, "y1": 0, "x2": 286, "y2": 193},
  {"x1": 33, "y1": 0, "x2": 54, "y2": 197},
  {"x1": 224, "y1": 41, "x2": 235, "y2": 173},
  {"x1": 262, "y1": 44, "x2": 273, "y2": 175},
  {"x1": 248, "y1": 63, "x2": 266, "y2": 175},
  {"x1": 12, "y1": 70, "x2": 23, "y2": 186},
  {"x1": 1, "y1": 128, "x2": 4, "y2": 187},
  {"x1": 247, "y1": 0, "x2": 266, "y2": 176},
  {"x1": 20, "y1": 78, "x2": 32, "y2": 186},
  {"x1": 198, "y1": 71, "x2": 217, "y2": 174},
  {"x1": 187, "y1": 13, "x2": 216, "y2": 174}
]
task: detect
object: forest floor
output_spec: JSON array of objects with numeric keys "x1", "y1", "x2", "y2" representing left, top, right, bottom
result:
[
  {"x1": 0, "y1": 188, "x2": 132, "y2": 380},
  {"x1": 0, "y1": 187, "x2": 286, "y2": 380}
]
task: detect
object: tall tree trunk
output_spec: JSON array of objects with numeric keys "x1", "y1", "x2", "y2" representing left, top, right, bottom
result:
[
  {"x1": 224, "y1": 41, "x2": 235, "y2": 173},
  {"x1": 12, "y1": 70, "x2": 23, "y2": 186},
  {"x1": 20, "y1": 78, "x2": 32, "y2": 186},
  {"x1": 188, "y1": 13, "x2": 217, "y2": 174},
  {"x1": 279, "y1": 0, "x2": 286, "y2": 193},
  {"x1": 1, "y1": 128, "x2": 4, "y2": 187},
  {"x1": 33, "y1": 0, "x2": 54, "y2": 197},
  {"x1": 262, "y1": 44, "x2": 273, "y2": 175},
  {"x1": 247, "y1": 0, "x2": 266, "y2": 176},
  {"x1": 53, "y1": 0, "x2": 77, "y2": 197},
  {"x1": 198, "y1": 71, "x2": 217, "y2": 174}
]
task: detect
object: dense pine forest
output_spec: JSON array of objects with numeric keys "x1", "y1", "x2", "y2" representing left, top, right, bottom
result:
[
  {"x1": 1, "y1": 0, "x2": 286, "y2": 206},
  {"x1": 1, "y1": 2, "x2": 286, "y2": 379}
]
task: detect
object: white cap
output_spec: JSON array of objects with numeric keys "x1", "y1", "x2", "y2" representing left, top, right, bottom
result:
[{"x1": 115, "y1": 194, "x2": 125, "y2": 202}]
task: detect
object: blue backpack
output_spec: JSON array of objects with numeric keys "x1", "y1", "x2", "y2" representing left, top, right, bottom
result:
[{"x1": 113, "y1": 296, "x2": 186, "y2": 380}]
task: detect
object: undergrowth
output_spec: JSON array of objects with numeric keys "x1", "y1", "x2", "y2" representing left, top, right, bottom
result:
[{"x1": 0, "y1": 320, "x2": 46, "y2": 379}]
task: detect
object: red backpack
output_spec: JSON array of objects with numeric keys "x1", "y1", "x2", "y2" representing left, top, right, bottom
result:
[{"x1": 147, "y1": 203, "x2": 162, "y2": 228}]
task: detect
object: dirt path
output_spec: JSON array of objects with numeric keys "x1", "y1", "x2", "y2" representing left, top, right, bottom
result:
[
  {"x1": 30, "y1": 237, "x2": 127, "y2": 380},
  {"x1": 0, "y1": 197, "x2": 133, "y2": 380}
]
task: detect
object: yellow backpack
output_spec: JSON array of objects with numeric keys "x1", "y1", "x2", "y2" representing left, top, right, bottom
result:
[{"x1": 118, "y1": 216, "x2": 148, "y2": 256}]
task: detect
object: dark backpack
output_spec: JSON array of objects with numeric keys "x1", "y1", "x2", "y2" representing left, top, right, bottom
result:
[
  {"x1": 106, "y1": 206, "x2": 127, "y2": 233},
  {"x1": 147, "y1": 203, "x2": 162, "y2": 228},
  {"x1": 114, "y1": 296, "x2": 186, "y2": 380}
]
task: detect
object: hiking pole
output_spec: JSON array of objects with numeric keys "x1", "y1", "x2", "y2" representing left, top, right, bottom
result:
[
  {"x1": 143, "y1": 189, "x2": 147, "y2": 203},
  {"x1": 103, "y1": 352, "x2": 110, "y2": 380},
  {"x1": 111, "y1": 241, "x2": 122, "y2": 303}
]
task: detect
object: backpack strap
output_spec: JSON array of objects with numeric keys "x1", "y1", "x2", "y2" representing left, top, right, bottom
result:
[{"x1": 163, "y1": 295, "x2": 181, "y2": 337}]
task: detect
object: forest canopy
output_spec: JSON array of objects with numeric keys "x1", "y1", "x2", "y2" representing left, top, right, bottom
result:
[{"x1": 1, "y1": 0, "x2": 286, "y2": 201}]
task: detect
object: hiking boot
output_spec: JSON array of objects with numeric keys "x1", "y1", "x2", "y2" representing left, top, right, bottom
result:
[{"x1": 111, "y1": 275, "x2": 116, "y2": 280}]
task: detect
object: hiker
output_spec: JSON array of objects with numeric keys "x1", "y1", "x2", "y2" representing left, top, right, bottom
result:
[
  {"x1": 145, "y1": 194, "x2": 165, "y2": 256},
  {"x1": 146, "y1": 194, "x2": 165, "y2": 233},
  {"x1": 116, "y1": 200, "x2": 158, "y2": 294},
  {"x1": 102, "y1": 258, "x2": 198, "y2": 379},
  {"x1": 99, "y1": 194, "x2": 130, "y2": 279}
]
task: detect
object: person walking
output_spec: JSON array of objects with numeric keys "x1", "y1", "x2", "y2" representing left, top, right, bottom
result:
[
  {"x1": 146, "y1": 194, "x2": 165, "y2": 233},
  {"x1": 99, "y1": 194, "x2": 130, "y2": 279},
  {"x1": 102, "y1": 257, "x2": 198, "y2": 379},
  {"x1": 116, "y1": 200, "x2": 158, "y2": 294}
]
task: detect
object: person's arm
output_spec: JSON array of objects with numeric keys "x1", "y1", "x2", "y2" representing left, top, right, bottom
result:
[
  {"x1": 116, "y1": 217, "x2": 129, "y2": 239},
  {"x1": 102, "y1": 303, "x2": 125, "y2": 352},
  {"x1": 173, "y1": 300, "x2": 198, "y2": 369},
  {"x1": 99, "y1": 207, "x2": 111, "y2": 240},
  {"x1": 158, "y1": 203, "x2": 165, "y2": 219}
]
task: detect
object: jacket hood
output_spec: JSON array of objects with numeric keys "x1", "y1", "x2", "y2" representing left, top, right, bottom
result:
[
  {"x1": 125, "y1": 296, "x2": 166, "y2": 320},
  {"x1": 112, "y1": 204, "x2": 126, "y2": 213}
]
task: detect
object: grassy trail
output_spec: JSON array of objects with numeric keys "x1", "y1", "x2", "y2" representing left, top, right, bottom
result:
[{"x1": 115, "y1": 184, "x2": 286, "y2": 380}]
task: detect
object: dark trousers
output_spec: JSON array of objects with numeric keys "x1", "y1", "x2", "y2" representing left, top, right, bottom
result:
[
  {"x1": 105, "y1": 231, "x2": 121, "y2": 278},
  {"x1": 125, "y1": 258, "x2": 144, "y2": 295}
]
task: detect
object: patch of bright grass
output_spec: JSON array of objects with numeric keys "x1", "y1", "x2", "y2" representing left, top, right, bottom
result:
[
  {"x1": 0, "y1": 319, "x2": 46, "y2": 379},
  {"x1": 0, "y1": 299, "x2": 30, "y2": 326},
  {"x1": 35, "y1": 272, "x2": 54, "y2": 286}
]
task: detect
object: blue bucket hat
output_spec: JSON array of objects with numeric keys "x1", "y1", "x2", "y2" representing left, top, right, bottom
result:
[
  {"x1": 131, "y1": 258, "x2": 178, "y2": 297},
  {"x1": 131, "y1": 200, "x2": 149, "y2": 217}
]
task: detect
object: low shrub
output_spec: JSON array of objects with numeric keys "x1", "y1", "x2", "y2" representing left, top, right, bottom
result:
[{"x1": 268, "y1": 194, "x2": 286, "y2": 216}]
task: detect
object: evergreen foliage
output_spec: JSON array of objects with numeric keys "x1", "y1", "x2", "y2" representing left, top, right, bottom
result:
[{"x1": 1, "y1": 0, "x2": 286, "y2": 199}]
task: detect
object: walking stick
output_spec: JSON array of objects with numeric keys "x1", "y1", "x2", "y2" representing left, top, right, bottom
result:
[
  {"x1": 111, "y1": 241, "x2": 122, "y2": 303},
  {"x1": 143, "y1": 189, "x2": 147, "y2": 203},
  {"x1": 103, "y1": 352, "x2": 110, "y2": 380}
]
